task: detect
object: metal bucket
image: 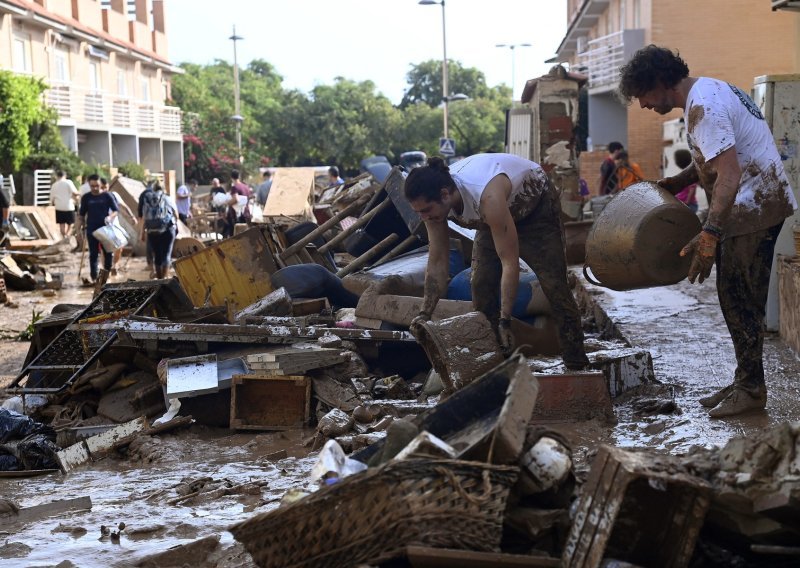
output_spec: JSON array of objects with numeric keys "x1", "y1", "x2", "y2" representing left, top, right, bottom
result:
[{"x1": 584, "y1": 181, "x2": 701, "y2": 291}]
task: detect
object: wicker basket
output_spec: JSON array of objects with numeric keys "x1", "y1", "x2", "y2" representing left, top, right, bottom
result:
[{"x1": 230, "y1": 458, "x2": 519, "y2": 568}]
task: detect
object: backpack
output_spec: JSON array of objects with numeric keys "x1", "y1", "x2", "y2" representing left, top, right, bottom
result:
[{"x1": 143, "y1": 190, "x2": 173, "y2": 233}]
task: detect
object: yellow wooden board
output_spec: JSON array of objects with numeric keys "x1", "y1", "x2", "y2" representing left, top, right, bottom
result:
[{"x1": 173, "y1": 227, "x2": 277, "y2": 311}]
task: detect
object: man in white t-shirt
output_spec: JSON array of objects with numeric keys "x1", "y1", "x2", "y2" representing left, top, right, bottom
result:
[
  {"x1": 50, "y1": 170, "x2": 80, "y2": 238},
  {"x1": 618, "y1": 45, "x2": 798, "y2": 418},
  {"x1": 403, "y1": 153, "x2": 589, "y2": 372},
  {"x1": 175, "y1": 179, "x2": 196, "y2": 224}
]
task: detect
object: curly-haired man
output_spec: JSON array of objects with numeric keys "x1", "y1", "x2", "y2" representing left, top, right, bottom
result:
[{"x1": 618, "y1": 45, "x2": 798, "y2": 418}]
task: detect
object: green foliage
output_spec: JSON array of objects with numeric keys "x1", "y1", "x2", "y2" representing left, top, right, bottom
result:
[
  {"x1": 21, "y1": 150, "x2": 85, "y2": 181},
  {"x1": 18, "y1": 309, "x2": 43, "y2": 342},
  {"x1": 117, "y1": 161, "x2": 147, "y2": 182},
  {"x1": 172, "y1": 57, "x2": 510, "y2": 173},
  {"x1": 0, "y1": 71, "x2": 51, "y2": 172},
  {"x1": 81, "y1": 163, "x2": 111, "y2": 183}
]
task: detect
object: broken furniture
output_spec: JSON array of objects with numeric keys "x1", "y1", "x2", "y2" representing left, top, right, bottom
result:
[
  {"x1": 230, "y1": 458, "x2": 518, "y2": 568},
  {"x1": 562, "y1": 445, "x2": 711, "y2": 568},
  {"x1": 352, "y1": 354, "x2": 539, "y2": 467},
  {"x1": 7, "y1": 280, "x2": 193, "y2": 394},
  {"x1": 230, "y1": 374, "x2": 311, "y2": 430}
]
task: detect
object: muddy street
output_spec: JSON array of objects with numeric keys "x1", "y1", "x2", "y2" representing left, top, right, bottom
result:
[{"x1": 1, "y1": 242, "x2": 799, "y2": 567}]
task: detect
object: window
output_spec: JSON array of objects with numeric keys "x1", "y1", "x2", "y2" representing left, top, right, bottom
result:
[
  {"x1": 633, "y1": 0, "x2": 641, "y2": 27},
  {"x1": 118, "y1": 69, "x2": 129, "y2": 97},
  {"x1": 89, "y1": 61, "x2": 102, "y2": 91},
  {"x1": 53, "y1": 48, "x2": 70, "y2": 83},
  {"x1": 140, "y1": 77, "x2": 150, "y2": 101},
  {"x1": 13, "y1": 33, "x2": 31, "y2": 73}
]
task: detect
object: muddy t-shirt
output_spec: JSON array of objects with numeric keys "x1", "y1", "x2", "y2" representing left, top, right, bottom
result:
[
  {"x1": 447, "y1": 153, "x2": 549, "y2": 230},
  {"x1": 685, "y1": 77, "x2": 797, "y2": 237}
]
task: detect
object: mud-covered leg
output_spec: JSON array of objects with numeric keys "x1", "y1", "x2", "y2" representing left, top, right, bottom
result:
[
  {"x1": 517, "y1": 192, "x2": 589, "y2": 369},
  {"x1": 709, "y1": 222, "x2": 782, "y2": 418}
]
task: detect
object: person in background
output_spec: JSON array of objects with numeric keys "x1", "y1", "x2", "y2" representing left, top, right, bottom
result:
[
  {"x1": 227, "y1": 170, "x2": 253, "y2": 230},
  {"x1": 209, "y1": 178, "x2": 226, "y2": 211},
  {"x1": 137, "y1": 181, "x2": 157, "y2": 278},
  {"x1": 673, "y1": 148, "x2": 699, "y2": 213},
  {"x1": 618, "y1": 44, "x2": 797, "y2": 417},
  {"x1": 599, "y1": 141, "x2": 624, "y2": 195},
  {"x1": 175, "y1": 179, "x2": 196, "y2": 225},
  {"x1": 49, "y1": 170, "x2": 80, "y2": 238},
  {"x1": 140, "y1": 181, "x2": 178, "y2": 279},
  {"x1": 256, "y1": 170, "x2": 273, "y2": 208},
  {"x1": 613, "y1": 151, "x2": 645, "y2": 191},
  {"x1": 328, "y1": 166, "x2": 344, "y2": 188},
  {"x1": 79, "y1": 174, "x2": 117, "y2": 284},
  {"x1": 0, "y1": 172, "x2": 12, "y2": 235},
  {"x1": 404, "y1": 154, "x2": 589, "y2": 369}
]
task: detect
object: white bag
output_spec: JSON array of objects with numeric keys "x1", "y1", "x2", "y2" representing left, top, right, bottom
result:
[{"x1": 93, "y1": 223, "x2": 128, "y2": 253}]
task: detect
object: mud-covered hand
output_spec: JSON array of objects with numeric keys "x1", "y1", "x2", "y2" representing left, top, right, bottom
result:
[
  {"x1": 497, "y1": 318, "x2": 515, "y2": 356},
  {"x1": 680, "y1": 230, "x2": 719, "y2": 284}
]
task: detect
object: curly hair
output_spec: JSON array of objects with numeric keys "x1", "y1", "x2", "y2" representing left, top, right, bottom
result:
[
  {"x1": 403, "y1": 157, "x2": 456, "y2": 203},
  {"x1": 618, "y1": 45, "x2": 690, "y2": 103}
]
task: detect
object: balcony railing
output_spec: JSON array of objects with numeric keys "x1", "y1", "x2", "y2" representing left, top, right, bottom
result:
[
  {"x1": 576, "y1": 29, "x2": 644, "y2": 93},
  {"x1": 45, "y1": 84, "x2": 183, "y2": 137}
]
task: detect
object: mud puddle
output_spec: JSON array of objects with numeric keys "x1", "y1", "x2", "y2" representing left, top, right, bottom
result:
[{"x1": 0, "y1": 428, "x2": 317, "y2": 567}]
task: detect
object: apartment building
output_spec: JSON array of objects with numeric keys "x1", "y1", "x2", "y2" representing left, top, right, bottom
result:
[
  {"x1": 0, "y1": 0, "x2": 183, "y2": 179},
  {"x1": 552, "y1": 0, "x2": 800, "y2": 187}
]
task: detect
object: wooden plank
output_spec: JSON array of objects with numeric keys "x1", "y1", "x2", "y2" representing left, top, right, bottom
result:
[
  {"x1": 0, "y1": 497, "x2": 92, "y2": 526},
  {"x1": 778, "y1": 256, "x2": 800, "y2": 354},
  {"x1": 292, "y1": 298, "x2": 329, "y2": 316},
  {"x1": 406, "y1": 546, "x2": 560, "y2": 567},
  {"x1": 264, "y1": 167, "x2": 315, "y2": 222}
]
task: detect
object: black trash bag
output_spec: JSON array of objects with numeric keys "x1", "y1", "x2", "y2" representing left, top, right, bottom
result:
[
  {"x1": 16, "y1": 434, "x2": 59, "y2": 470},
  {"x1": 0, "y1": 452, "x2": 20, "y2": 471},
  {"x1": 0, "y1": 408, "x2": 54, "y2": 444}
]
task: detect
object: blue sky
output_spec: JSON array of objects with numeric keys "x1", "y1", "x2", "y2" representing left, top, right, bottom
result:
[{"x1": 166, "y1": 0, "x2": 568, "y2": 104}]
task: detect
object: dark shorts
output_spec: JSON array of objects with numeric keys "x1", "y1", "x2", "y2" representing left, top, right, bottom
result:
[
  {"x1": 0, "y1": 190, "x2": 9, "y2": 209},
  {"x1": 55, "y1": 210, "x2": 76, "y2": 225}
]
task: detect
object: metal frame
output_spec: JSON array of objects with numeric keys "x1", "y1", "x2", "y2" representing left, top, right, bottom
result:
[{"x1": 6, "y1": 284, "x2": 161, "y2": 394}]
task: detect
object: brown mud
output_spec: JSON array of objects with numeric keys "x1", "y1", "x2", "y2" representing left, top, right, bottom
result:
[{"x1": 2, "y1": 248, "x2": 800, "y2": 565}]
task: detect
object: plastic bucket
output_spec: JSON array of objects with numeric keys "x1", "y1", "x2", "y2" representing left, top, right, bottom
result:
[{"x1": 584, "y1": 181, "x2": 701, "y2": 291}]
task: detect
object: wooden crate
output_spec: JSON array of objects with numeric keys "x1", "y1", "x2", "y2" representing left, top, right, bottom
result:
[
  {"x1": 229, "y1": 374, "x2": 311, "y2": 431},
  {"x1": 562, "y1": 445, "x2": 711, "y2": 568}
]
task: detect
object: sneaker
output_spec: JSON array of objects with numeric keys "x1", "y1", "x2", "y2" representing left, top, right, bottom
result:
[
  {"x1": 708, "y1": 386, "x2": 767, "y2": 419},
  {"x1": 699, "y1": 384, "x2": 734, "y2": 408}
]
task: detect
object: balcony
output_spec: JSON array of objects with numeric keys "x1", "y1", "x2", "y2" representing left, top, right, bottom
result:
[
  {"x1": 576, "y1": 29, "x2": 645, "y2": 94},
  {"x1": 45, "y1": 84, "x2": 183, "y2": 137}
]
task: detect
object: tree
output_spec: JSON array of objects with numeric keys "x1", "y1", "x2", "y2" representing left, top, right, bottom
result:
[
  {"x1": 399, "y1": 60, "x2": 495, "y2": 108},
  {"x1": 0, "y1": 71, "x2": 52, "y2": 172}
]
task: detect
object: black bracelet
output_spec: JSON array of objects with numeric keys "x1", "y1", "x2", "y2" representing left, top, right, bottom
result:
[
  {"x1": 499, "y1": 317, "x2": 512, "y2": 326},
  {"x1": 703, "y1": 223, "x2": 723, "y2": 239}
]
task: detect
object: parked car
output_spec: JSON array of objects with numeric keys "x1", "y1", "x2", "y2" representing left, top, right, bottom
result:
[
  {"x1": 359, "y1": 155, "x2": 392, "y2": 183},
  {"x1": 399, "y1": 151, "x2": 427, "y2": 171}
]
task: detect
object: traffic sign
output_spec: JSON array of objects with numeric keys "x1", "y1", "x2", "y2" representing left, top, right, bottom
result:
[{"x1": 439, "y1": 137, "x2": 456, "y2": 157}]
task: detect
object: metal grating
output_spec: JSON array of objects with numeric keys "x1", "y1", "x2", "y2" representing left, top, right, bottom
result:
[{"x1": 7, "y1": 285, "x2": 160, "y2": 394}]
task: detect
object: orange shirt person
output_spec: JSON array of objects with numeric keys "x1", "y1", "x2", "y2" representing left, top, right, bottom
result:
[{"x1": 614, "y1": 151, "x2": 644, "y2": 191}]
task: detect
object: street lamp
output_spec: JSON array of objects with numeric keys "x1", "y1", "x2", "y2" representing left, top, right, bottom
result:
[
  {"x1": 496, "y1": 43, "x2": 531, "y2": 101},
  {"x1": 229, "y1": 25, "x2": 244, "y2": 163},
  {"x1": 419, "y1": 0, "x2": 450, "y2": 139}
]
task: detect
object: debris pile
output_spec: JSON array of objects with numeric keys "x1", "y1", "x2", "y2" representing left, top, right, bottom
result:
[{"x1": 5, "y1": 165, "x2": 788, "y2": 567}]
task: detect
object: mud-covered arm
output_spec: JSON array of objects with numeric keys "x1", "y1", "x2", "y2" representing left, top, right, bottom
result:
[
  {"x1": 659, "y1": 163, "x2": 699, "y2": 196},
  {"x1": 481, "y1": 177, "x2": 519, "y2": 321},
  {"x1": 704, "y1": 146, "x2": 741, "y2": 233},
  {"x1": 419, "y1": 218, "x2": 450, "y2": 318}
]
